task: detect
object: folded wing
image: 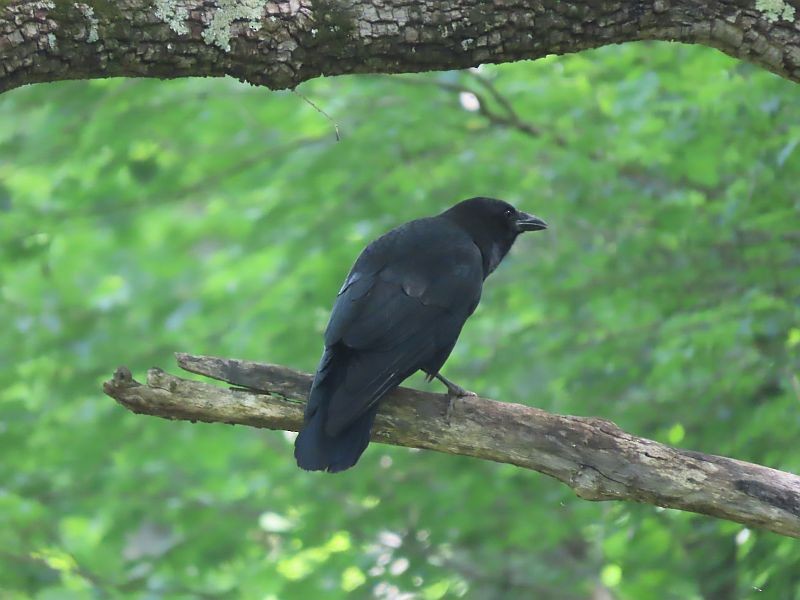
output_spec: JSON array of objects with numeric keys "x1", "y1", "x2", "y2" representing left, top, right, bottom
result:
[{"x1": 316, "y1": 223, "x2": 484, "y2": 436}]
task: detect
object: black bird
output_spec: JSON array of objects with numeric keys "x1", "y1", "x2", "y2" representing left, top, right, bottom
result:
[{"x1": 294, "y1": 197, "x2": 547, "y2": 472}]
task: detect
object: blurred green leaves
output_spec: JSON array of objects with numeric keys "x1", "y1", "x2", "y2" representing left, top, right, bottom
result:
[{"x1": 1, "y1": 40, "x2": 799, "y2": 598}]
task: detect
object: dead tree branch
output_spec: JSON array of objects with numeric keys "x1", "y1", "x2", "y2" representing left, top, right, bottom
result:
[{"x1": 102, "y1": 353, "x2": 800, "y2": 539}]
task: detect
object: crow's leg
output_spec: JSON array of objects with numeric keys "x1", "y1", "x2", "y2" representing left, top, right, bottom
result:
[
  {"x1": 432, "y1": 373, "x2": 477, "y2": 423},
  {"x1": 434, "y1": 373, "x2": 476, "y2": 398}
]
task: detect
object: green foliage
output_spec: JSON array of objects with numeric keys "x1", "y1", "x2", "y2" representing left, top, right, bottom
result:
[{"x1": 1, "y1": 41, "x2": 799, "y2": 598}]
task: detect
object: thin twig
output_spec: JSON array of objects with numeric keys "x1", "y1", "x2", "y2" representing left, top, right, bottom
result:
[{"x1": 293, "y1": 89, "x2": 341, "y2": 141}]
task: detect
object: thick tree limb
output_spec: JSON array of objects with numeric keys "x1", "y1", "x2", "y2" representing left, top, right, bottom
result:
[
  {"x1": 103, "y1": 353, "x2": 800, "y2": 539},
  {"x1": 2, "y1": 0, "x2": 800, "y2": 95}
]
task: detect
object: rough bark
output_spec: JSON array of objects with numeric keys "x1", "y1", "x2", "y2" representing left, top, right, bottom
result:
[
  {"x1": 1, "y1": 0, "x2": 800, "y2": 95},
  {"x1": 103, "y1": 352, "x2": 800, "y2": 539}
]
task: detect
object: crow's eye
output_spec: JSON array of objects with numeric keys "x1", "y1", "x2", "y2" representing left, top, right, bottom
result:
[{"x1": 504, "y1": 208, "x2": 514, "y2": 218}]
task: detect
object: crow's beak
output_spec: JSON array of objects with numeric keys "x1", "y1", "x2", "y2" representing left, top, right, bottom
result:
[{"x1": 515, "y1": 212, "x2": 548, "y2": 232}]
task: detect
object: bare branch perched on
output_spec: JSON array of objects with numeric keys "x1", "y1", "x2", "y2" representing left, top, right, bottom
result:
[{"x1": 103, "y1": 353, "x2": 800, "y2": 539}]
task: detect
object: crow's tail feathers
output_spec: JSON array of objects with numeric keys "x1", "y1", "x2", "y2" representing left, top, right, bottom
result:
[
  {"x1": 295, "y1": 346, "x2": 378, "y2": 472},
  {"x1": 294, "y1": 404, "x2": 378, "y2": 473}
]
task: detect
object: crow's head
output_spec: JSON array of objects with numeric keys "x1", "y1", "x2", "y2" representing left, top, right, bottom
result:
[{"x1": 441, "y1": 197, "x2": 547, "y2": 275}]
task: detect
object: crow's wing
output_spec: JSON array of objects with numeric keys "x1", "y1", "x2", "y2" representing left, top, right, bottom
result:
[{"x1": 320, "y1": 222, "x2": 483, "y2": 436}]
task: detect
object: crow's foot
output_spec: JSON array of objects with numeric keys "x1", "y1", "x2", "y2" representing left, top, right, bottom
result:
[{"x1": 433, "y1": 373, "x2": 477, "y2": 423}]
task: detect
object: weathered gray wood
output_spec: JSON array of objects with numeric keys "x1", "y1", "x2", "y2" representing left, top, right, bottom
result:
[
  {"x1": 103, "y1": 353, "x2": 800, "y2": 539},
  {"x1": 2, "y1": 0, "x2": 800, "y2": 95}
]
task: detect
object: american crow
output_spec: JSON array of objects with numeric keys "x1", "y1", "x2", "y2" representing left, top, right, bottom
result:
[{"x1": 294, "y1": 197, "x2": 547, "y2": 472}]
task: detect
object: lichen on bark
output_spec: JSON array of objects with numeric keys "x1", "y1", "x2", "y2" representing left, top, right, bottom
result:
[
  {"x1": 755, "y1": 0, "x2": 796, "y2": 23},
  {"x1": 202, "y1": 0, "x2": 264, "y2": 51},
  {"x1": 153, "y1": 0, "x2": 189, "y2": 35}
]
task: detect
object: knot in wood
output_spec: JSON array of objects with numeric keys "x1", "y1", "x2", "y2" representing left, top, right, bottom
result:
[{"x1": 571, "y1": 464, "x2": 618, "y2": 501}]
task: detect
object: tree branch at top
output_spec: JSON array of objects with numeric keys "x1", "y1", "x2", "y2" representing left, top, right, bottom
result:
[{"x1": 2, "y1": 0, "x2": 800, "y2": 95}]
